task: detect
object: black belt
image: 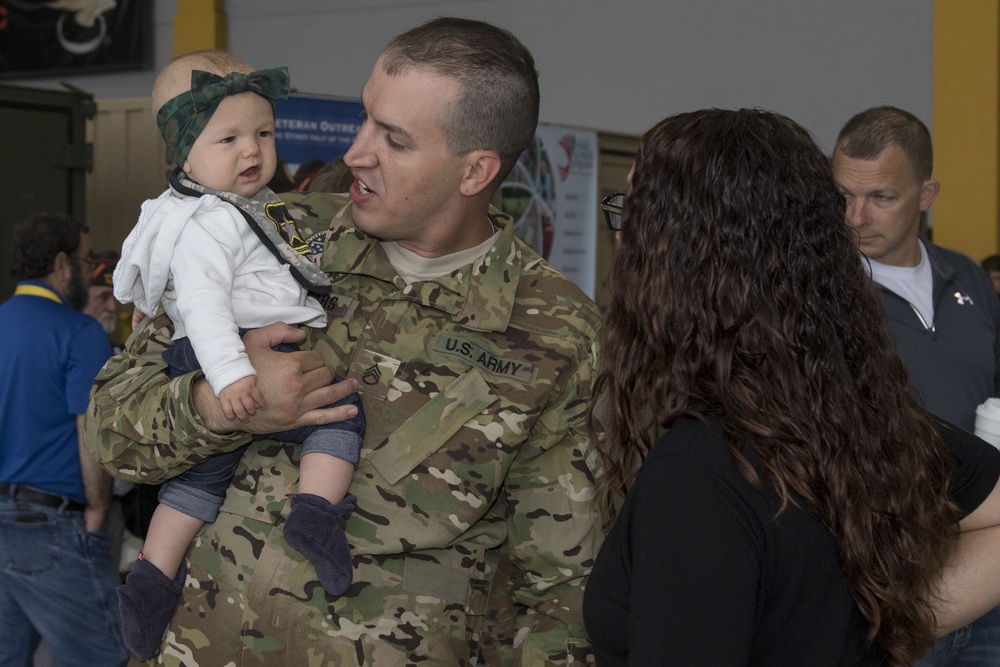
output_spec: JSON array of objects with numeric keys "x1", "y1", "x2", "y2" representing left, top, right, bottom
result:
[{"x1": 0, "y1": 483, "x2": 86, "y2": 513}]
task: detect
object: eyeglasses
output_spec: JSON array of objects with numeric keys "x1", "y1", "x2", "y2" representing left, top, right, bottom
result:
[
  {"x1": 601, "y1": 193, "x2": 624, "y2": 231},
  {"x1": 71, "y1": 254, "x2": 99, "y2": 268}
]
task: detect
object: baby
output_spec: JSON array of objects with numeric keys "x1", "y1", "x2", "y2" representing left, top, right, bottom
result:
[{"x1": 113, "y1": 50, "x2": 364, "y2": 660}]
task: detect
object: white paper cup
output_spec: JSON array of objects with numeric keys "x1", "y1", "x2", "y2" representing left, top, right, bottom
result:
[{"x1": 975, "y1": 398, "x2": 1000, "y2": 448}]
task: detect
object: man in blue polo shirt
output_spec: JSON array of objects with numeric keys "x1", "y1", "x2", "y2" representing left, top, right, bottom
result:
[{"x1": 0, "y1": 212, "x2": 128, "y2": 666}]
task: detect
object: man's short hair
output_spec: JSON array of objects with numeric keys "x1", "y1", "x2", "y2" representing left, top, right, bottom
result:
[
  {"x1": 982, "y1": 254, "x2": 1000, "y2": 273},
  {"x1": 305, "y1": 157, "x2": 354, "y2": 193},
  {"x1": 10, "y1": 212, "x2": 88, "y2": 281},
  {"x1": 381, "y1": 17, "x2": 540, "y2": 185},
  {"x1": 835, "y1": 106, "x2": 933, "y2": 181}
]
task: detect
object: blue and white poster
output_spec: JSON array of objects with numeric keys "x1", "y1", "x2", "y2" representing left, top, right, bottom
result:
[{"x1": 274, "y1": 94, "x2": 363, "y2": 182}]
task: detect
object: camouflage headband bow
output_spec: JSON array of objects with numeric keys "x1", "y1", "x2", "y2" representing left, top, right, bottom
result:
[{"x1": 156, "y1": 66, "x2": 290, "y2": 168}]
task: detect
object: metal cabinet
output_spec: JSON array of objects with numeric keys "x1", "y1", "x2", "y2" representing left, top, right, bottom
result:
[{"x1": 0, "y1": 83, "x2": 93, "y2": 300}]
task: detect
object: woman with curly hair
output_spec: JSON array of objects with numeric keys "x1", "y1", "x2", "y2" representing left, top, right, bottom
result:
[{"x1": 583, "y1": 108, "x2": 1000, "y2": 666}]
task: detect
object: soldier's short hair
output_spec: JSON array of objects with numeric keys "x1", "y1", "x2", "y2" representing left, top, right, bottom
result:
[
  {"x1": 11, "y1": 212, "x2": 88, "y2": 280},
  {"x1": 835, "y1": 106, "x2": 933, "y2": 181},
  {"x1": 381, "y1": 17, "x2": 540, "y2": 185}
]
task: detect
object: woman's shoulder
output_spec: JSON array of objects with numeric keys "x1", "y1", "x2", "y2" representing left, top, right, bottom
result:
[
  {"x1": 637, "y1": 414, "x2": 752, "y2": 493},
  {"x1": 647, "y1": 415, "x2": 730, "y2": 466},
  {"x1": 625, "y1": 414, "x2": 770, "y2": 547}
]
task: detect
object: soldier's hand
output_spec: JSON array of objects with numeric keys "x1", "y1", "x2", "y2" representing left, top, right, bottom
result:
[
  {"x1": 131, "y1": 307, "x2": 147, "y2": 330},
  {"x1": 195, "y1": 322, "x2": 359, "y2": 435}
]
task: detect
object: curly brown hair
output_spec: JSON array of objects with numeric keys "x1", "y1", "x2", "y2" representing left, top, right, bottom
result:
[{"x1": 595, "y1": 108, "x2": 958, "y2": 664}]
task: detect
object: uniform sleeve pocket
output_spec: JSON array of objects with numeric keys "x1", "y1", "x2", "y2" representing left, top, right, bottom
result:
[{"x1": 366, "y1": 369, "x2": 496, "y2": 484}]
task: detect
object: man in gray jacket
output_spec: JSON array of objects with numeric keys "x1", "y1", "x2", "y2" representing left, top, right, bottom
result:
[{"x1": 834, "y1": 105, "x2": 1000, "y2": 666}]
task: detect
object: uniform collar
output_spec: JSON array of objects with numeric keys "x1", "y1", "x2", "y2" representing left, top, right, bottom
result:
[{"x1": 320, "y1": 205, "x2": 520, "y2": 333}]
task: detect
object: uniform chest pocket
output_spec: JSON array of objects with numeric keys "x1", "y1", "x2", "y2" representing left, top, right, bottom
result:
[{"x1": 366, "y1": 369, "x2": 497, "y2": 484}]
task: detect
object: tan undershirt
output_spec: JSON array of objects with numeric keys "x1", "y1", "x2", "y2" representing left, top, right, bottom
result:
[{"x1": 380, "y1": 230, "x2": 500, "y2": 284}]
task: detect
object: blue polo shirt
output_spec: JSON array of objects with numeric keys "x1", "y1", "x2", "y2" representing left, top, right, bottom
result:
[{"x1": 0, "y1": 280, "x2": 112, "y2": 502}]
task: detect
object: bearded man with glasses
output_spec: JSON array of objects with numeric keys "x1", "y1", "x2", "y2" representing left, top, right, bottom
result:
[{"x1": 0, "y1": 212, "x2": 127, "y2": 666}]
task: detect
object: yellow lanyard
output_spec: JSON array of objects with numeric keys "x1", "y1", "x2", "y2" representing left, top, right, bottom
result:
[{"x1": 14, "y1": 283, "x2": 64, "y2": 305}]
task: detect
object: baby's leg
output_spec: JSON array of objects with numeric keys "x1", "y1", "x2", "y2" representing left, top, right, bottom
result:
[
  {"x1": 285, "y1": 453, "x2": 358, "y2": 597},
  {"x1": 275, "y1": 370, "x2": 365, "y2": 597},
  {"x1": 142, "y1": 504, "x2": 205, "y2": 578},
  {"x1": 117, "y1": 448, "x2": 244, "y2": 660},
  {"x1": 299, "y1": 451, "x2": 354, "y2": 503},
  {"x1": 116, "y1": 505, "x2": 199, "y2": 660}
]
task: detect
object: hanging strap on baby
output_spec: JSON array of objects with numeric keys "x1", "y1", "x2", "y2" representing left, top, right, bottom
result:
[{"x1": 169, "y1": 168, "x2": 331, "y2": 294}]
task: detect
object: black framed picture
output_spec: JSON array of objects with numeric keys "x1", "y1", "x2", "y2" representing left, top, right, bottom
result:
[{"x1": 0, "y1": 0, "x2": 151, "y2": 79}]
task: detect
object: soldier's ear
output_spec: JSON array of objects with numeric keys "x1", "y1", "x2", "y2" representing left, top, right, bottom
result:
[{"x1": 460, "y1": 150, "x2": 501, "y2": 198}]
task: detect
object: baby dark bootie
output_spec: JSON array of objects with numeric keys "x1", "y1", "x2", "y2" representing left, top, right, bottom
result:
[
  {"x1": 284, "y1": 493, "x2": 356, "y2": 596},
  {"x1": 117, "y1": 557, "x2": 187, "y2": 661}
]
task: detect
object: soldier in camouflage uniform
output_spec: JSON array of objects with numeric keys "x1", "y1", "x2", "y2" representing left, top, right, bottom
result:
[{"x1": 87, "y1": 17, "x2": 609, "y2": 666}]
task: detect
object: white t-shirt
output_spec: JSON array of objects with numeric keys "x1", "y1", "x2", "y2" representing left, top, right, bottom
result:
[{"x1": 866, "y1": 241, "x2": 935, "y2": 329}]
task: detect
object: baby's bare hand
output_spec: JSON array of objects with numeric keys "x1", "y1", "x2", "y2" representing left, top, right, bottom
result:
[{"x1": 220, "y1": 376, "x2": 263, "y2": 422}]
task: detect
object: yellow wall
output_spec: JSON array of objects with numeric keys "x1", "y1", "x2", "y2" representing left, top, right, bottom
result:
[
  {"x1": 932, "y1": 1, "x2": 1000, "y2": 259},
  {"x1": 173, "y1": 0, "x2": 226, "y2": 55}
]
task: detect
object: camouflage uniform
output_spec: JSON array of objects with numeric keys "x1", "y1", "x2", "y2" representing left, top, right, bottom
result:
[{"x1": 88, "y1": 192, "x2": 610, "y2": 666}]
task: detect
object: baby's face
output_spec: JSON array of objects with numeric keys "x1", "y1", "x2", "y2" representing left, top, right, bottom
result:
[{"x1": 183, "y1": 92, "x2": 277, "y2": 198}]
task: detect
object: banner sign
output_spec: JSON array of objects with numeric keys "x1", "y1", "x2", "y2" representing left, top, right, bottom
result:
[
  {"x1": 0, "y1": 0, "x2": 150, "y2": 78},
  {"x1": 274, "y1": 94, "x2": 363, "y2": 169},
  {"x1": 501, "y1": 125, "x2": 599, "y2": 298}
]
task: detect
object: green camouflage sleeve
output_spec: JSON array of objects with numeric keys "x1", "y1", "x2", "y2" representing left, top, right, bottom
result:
[
  {"x1": 496, "y1": 335, "x2": 610, "y2": 665},
  {"x1": 85, "y1": 311, "x2": 250, "y2": 482}
]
